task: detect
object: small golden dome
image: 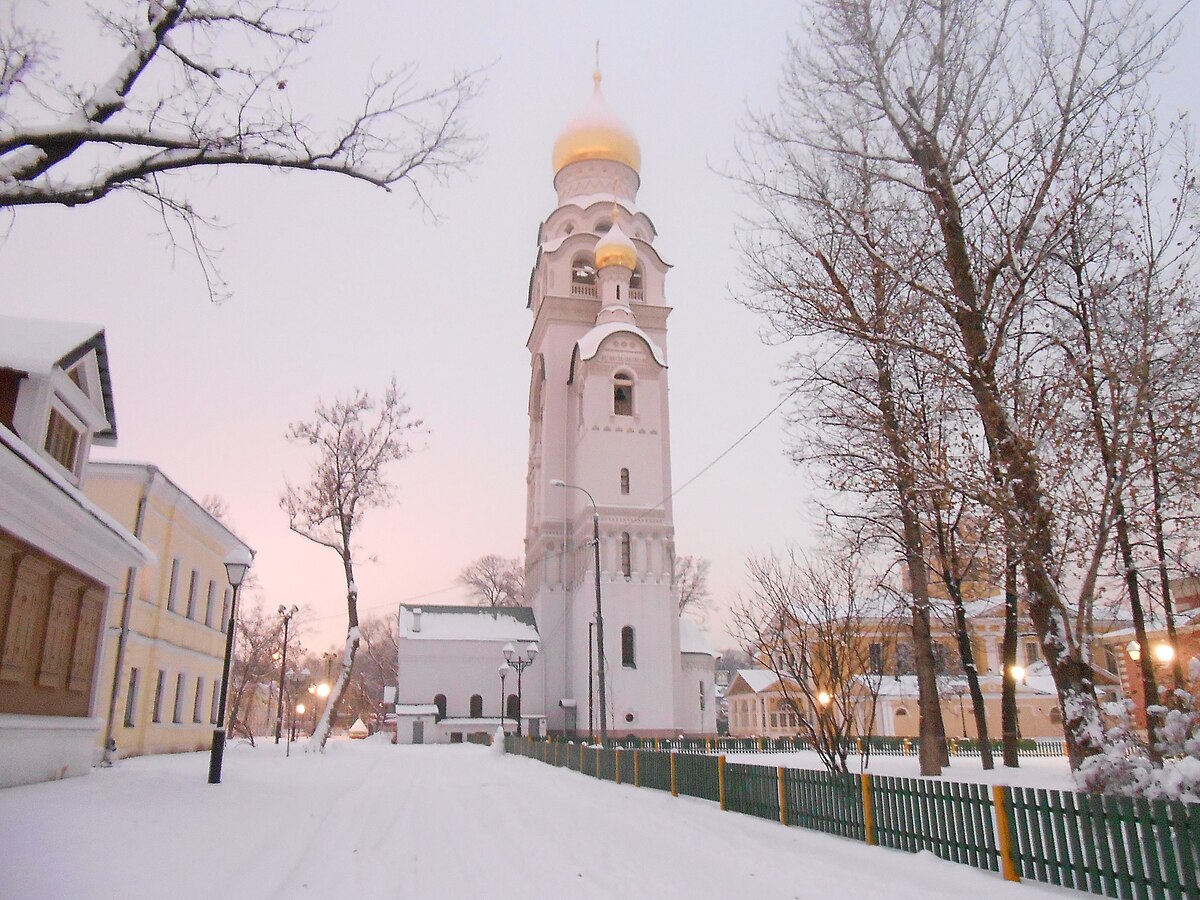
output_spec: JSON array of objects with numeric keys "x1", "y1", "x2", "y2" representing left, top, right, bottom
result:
[
  {"x1": 552, "y1": 72, "x2": 641, "y2": 174},
  {"x1": 595, "y1": 221, "x2": 637, "y2": 270}
]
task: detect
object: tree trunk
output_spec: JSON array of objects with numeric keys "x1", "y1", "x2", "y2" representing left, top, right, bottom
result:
[
  {"x1": 907, "y1": 131, "x2": 1103, "y2": 770},
  {"x1": 307, "y1": 549, "x2": 362, "y2": 751},
  {"x1": 874, "y1": 348, "x2": 945, "y2": 776},
  {"x1": 947, "y1": 578, "x2": 994, "y2": 768},
  {"x1": 1147, "y1": 409, "x2": 1188, "y2": 691},
  {"x1": 1001, "y1": 537, "x2": 1021, "y2": 768}
]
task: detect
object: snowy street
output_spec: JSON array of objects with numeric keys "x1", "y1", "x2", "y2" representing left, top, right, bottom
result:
[{"x1": 0, "y1": 737, "x2": 1078, "y2": 899}]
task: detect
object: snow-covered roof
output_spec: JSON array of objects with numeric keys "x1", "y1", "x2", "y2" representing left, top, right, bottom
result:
[
  {"x1": 0, "y1": 316, "x2": 103, "y2": 375},
  {"x1": 398, "y1": 604, "x2": 539, "y2": 642},
  {"x1": 728, "y1": 669, "x2": 781, "y2": 694},
  {"x1": 0, "y1": 423, "x2": 152, "y2": 565},
  {"x1": 394, "y1": 704, "x2": 439, "y2": 716},
  {"x1": 0, "y1": 315, "x2": 118, "y2": 442},
  {"x1": 679, "y1": 618, "x2": 717, "y2": 657},
  {"x1": 575, "y1": 322, "x2": 666, "y2": 367},
  {"x1": 867, "y1": 673, "x2": 1056, "y2": 698}
]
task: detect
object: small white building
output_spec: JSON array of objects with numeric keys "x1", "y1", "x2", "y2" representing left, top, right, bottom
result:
[{"x1": 393, "y1": 604, "x2": 545, "y2": 744}]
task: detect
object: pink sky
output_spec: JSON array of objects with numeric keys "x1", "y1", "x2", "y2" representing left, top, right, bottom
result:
[{"x1": 3, "y1": 1, "x2": 1197, "y2": 656}]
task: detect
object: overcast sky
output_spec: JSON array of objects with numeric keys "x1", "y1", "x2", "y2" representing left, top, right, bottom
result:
[{"x1": 4, "y1": 1, "x2": 1198, "y2": 656}]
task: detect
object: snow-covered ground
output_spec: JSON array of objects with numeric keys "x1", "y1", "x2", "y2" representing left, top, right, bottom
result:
[
  {"x1": 727, "y1": 749, "x2": 1076, "y2": 792},
  {"x1": 0, "y1": 737, "x2": 1079, "y2": 899}
]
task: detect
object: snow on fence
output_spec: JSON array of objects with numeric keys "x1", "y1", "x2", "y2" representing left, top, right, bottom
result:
[
  {"x1": 545, "y1": 734, "x2": 1065, "y2": 758},
  {"x1": 507, "y1": 737, "x2": 1200, "y2": 900}
]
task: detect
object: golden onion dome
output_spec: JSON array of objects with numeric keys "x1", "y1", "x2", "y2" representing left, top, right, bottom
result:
[
  {"x1": 595, "y1": 220, "x2": 637, "y2": 271},
  {"x1": 552, "y1": 71, "x2": 641, "y2": 175}
]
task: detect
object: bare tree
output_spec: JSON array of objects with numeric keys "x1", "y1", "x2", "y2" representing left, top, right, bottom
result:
[
  {"x1": 0, "y1": 0, "x2": 480, "y2": 298},
  {"x1": 674, "y1": 554, "x2": 711, "y2": 619},
  {"x1": 228, "y1": 599, "x2": 291, "y2": 743},
  {"x1": 733, "y1": 546, "x2": 898, "y2": 774},
  {"x1": 741, "y1": 0, "x2": 1181, "y2": 770},
  {"x1": 281, "y1": 378, "x2": 422, "y2": 750},
  {"x1": 355, "y1": 612, "x2": 399, "y2": 730},
  {"x1": 458, "y1": 555, "x2": 524, "y2": 608}
]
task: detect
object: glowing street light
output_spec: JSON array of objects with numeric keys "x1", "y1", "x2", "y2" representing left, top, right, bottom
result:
[
  {"x1": 817, "y1": 690, "x2": 832, "y2": 707},
  {"x1": 1009, "y1": 665, "x2": 1026, "y2": 683},
  {"x1": 1127, "y1": 641, "x2": 1141, "y2": 662},
  {"x1": 316, "y1": 682, "x2": 331, "y2": 698},
  {"x1": 1153, "y1": 643, "x2": 1176, "y2": 664}
]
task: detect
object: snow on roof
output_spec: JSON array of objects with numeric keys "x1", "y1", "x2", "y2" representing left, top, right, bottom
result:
[
  {"x1": 394, "y1": 704, "x2": 439, "y2": 716},
  {"x1": 730, "y1": 669, "x2": 781, "y2": 694},
  {"x1": 575, "y1": 322, "x2": 666, "y2": 367},
  {"x1": 679, "y1": 618, "x2": 717, "y2": 657},
  {"x1": 0, "y1": 315, "x2": 103, "y2": 375},
  {"x1": 0, "y1": 423, "x2": 152, "y2": 564},
  {"x1": 866, "y1": 673, "x2": 1056, "y2": 698},
  {"x1": 399, "y1": 604, "x2": 539, "y2": 642}
]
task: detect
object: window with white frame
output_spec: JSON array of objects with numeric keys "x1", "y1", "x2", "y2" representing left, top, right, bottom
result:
[
  {"x1": 44, "y1": 405, "x2": 82, "y2": 475},
  {"x1": 613, "y1": 373, "x2": 633, "y2": 416}
]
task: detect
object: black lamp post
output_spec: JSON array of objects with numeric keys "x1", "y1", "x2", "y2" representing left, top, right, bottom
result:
[
  {"x1": 208, "y1": 546, "x2": 253, "y2": 784},
  {"x1": 498, "y1": 661, "x2": 510, "y2": 732},
  {"x1": 502, "y1": 641, "x2": 539, "y2": 737},
  {"x1": 274, "y1": 604, "x2": 298, "y2": 744},
  {"x1": 551, "y1": 479, "x2": 607, "y2": 745}
]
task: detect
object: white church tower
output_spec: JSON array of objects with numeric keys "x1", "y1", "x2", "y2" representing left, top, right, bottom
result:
[{"x1": 525, "y1": 71, "x2": 716, "y2": 738}]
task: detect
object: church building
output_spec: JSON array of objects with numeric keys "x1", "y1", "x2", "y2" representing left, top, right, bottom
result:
[{"x1": 393, "y1": 71, "x2": 717, "y2": 742}]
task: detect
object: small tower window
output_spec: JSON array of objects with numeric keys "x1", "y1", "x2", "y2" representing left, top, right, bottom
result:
[
  {"x1": 622, "y1": 626, "x2": 636, "y2": 668},
  {"x1": 620, "y1": 532, "x2": 632, "y2": 578},
  {"x1": 571, "y1": 254, "x2": 596, "y2": 285},
  {"x1": 614, "y1": 373, "x2": 633, "y2": 416},
  {"x1": 433, "y1": 694, "x2": 447, "y2": 722},
  {"x1": 595, "y1": 219, "x2": 612, "y2": 234},
  {"x1": 469, "y1": 694, "x2": 483, "y2": 718},
  {"x1": 620, "y1": 468, "x2": 630, "y2": 495},
  {"x1": 630, "y1": 266, "x2": 643, "y2": 291}
]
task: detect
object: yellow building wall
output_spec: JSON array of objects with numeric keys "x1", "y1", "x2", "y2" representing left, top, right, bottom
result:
[{"x1": 86, "y1": 467, "x2": 246, "y2": 758}]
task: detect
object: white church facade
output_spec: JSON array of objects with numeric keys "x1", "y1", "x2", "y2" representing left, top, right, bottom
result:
[{"x1": 394, "y1": 71, "x2": 717, "y2": 742}]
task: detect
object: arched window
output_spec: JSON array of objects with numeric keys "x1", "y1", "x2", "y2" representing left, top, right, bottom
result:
[
  {"x1": 433, "y1": 693, "x2": 447, "y2": 722},
  {"x1": 620, "y1": 533, "x2": 632, "y2": 578},
  {"x1": 469, "y1": 694, "x2": 483, "y2": 718},
  {"x1": 571, "y1": 254, "x2": 596, "y2": 285},
  {"x1": 621, "y1": 626, "x2": 636, "y2": 668},
  {"x1": 506, "y1": 693, "x2": 520, "y2": 720},
  {"x1": 620, "y1": 467, "x2": 630, "y2": 495},
  {"x1": 595, "y1": 219, "x2": 612, "y2": 234},
  {"x1": 629, "y1": 266, "x2": 643, "y2": 291},
  {"x1": 614, "y1": 373, "x2": 633, "y2": 416}
]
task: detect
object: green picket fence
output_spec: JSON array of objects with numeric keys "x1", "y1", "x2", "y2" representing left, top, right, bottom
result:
[
  {"x1": 503, "y1": 736, "x2": 1198, "y2": 900},
  {"x1": 543, "y1": 733, "x2": 1063, "y2": 758}
]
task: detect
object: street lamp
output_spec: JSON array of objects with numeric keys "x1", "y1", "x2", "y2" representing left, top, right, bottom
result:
[
  {"x1": 502, "y1": 641, "x2": 539, "y2": 737},
  {"x1": 551, "y1": 479, "x2": 607, "y2": 746},
  {"x1": 1153, "y1": 642, "x2": 1175, "y2": 663},
  {"x1": 208, "y1": 546, "x2": 253, "y2": 785},
  {"x1": 1127, "y1": 641, "x2": 1141, "y2": 662},
  {"x1": 498, "y1": 661, "x2": 511, "y2": 731},
  {"x1": 274, "y1": 604, "x2": 298, "y2": 744}
]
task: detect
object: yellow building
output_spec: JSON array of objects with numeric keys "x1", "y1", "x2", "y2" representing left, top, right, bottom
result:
[{"x1": 84, "y1": 463, "x2": 252, "y2": 759}]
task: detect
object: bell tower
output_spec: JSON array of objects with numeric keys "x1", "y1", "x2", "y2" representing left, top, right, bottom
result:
[{"x1": 524, "y1": 71, "x2": 687, "y2": 737}]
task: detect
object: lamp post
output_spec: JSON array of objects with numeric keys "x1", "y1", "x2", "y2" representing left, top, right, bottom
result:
[
  {"x1": 502, "y1": 641, "x2": 539, "y2": 737},
  {"x1": 588, "y1": 620, "x2": 596, "y2": 744},
  {"x1": 207, "y1": 546, "x2": 253, "y2": 784},
  {"x1": 550, "y1": 479, "x2": 607, "y2": 746},
  {"x1": 498, "y1": 661, "x2": 511, "y2": 731},
  {"x1": 275, "y1": 604, "x2": 298, "y2": 744}
]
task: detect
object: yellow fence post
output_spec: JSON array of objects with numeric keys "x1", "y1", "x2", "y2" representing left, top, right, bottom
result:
[
  {"x1": 718, "y1": 755, "x2": 727, "y2": 810},
  {"x1": 777, "y1": 767, "x2": 787, "y2": 826},
  {"x1": 580, "y1": 742, "x2": 585, "y2": 771},
  {"x1": 615, "y1": 747, "x2": 621, "y2": 784},
  {"x1": 758, "y1": 736, "x2": 764, "y2": 751},
  {"x1": 860, "y1": 774, "x2": 876, "y2": 845},
  {"x1": 670, "y1": 751, "x2": 678, "y2": 797},
  {"x1": 992, "y1": 785, "x2": 1021, "y2": 883},
  {"x1": 634, "y1": 749, "x2": 640, "y2": 787}
]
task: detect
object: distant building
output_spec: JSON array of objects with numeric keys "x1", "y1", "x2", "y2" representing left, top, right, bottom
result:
[
  {"x1": 84, "y1": 462, "x2": 252, "y2": 759},
  {"x1": 0, "y1": 317, "x2": 149, "y2": 787}
]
